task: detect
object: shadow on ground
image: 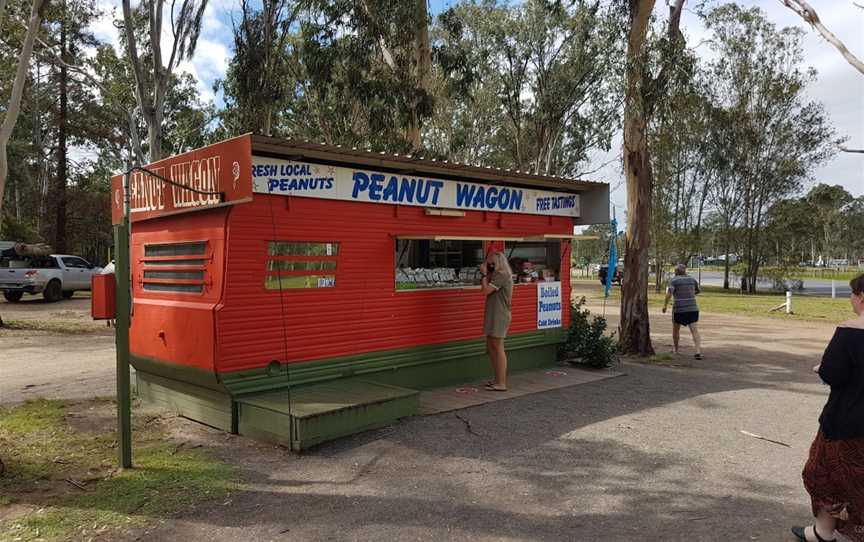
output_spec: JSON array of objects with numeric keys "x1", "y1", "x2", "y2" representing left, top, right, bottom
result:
[{"x1": 3, "y1": 334, "x2": 827, "y2": 542}]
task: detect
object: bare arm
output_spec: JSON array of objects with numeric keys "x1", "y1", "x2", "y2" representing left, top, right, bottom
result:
[
  {"x1": 481, "y1": 275, "x2": 498, "y2": 295},
  {"x1": 662, "y1": 291, "x2": 672, "y2": 313},
  {"x1": 480, "y1": 263, "x2": 498, "y2": 295}
]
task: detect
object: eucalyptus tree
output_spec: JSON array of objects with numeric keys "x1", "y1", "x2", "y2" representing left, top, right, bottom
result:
[
  {"x1": 649, "y1": 48, "x2": 714, "y2": 291},
  {"x1": 219, "y1": 0, "x2": 299, "y2": 137},
  {"x1": 120, "y1": 0, "x2": 207, "y2": 163},
  {"x1": 704, "y1": 4, "x2": 837, "y2": 292},
  {"x1": 618, "y1": 0, "x2": 686, "y2": 356},
  {"x1": 428, "y1": 0, "x2": 623, "y2": 176},
  {"x1": 0, "y1": 0, "x2": 47, "y2": 230}
]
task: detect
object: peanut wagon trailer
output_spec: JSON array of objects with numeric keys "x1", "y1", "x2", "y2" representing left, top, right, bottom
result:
[{"x1": 94, "y1": 134, "x2": 609, "y2": 453}]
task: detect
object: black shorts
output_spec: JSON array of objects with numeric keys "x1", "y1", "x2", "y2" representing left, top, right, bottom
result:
[{"x1": 673, "y1": 311, "x2": 699, "y2": 326}]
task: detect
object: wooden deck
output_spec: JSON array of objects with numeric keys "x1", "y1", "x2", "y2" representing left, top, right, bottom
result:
[{"x1": 418, "y1": 365, "x2": 624, "y2": 415}]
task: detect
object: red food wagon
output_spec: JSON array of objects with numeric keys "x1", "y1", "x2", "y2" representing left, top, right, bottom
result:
[{"x1": 103, "y1": 134, "x2": 609, "y2": 450}]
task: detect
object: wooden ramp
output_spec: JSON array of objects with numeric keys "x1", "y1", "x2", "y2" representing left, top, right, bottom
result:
[{"x1": 418, "y1": 365, "x2": 624, "y2": 415}]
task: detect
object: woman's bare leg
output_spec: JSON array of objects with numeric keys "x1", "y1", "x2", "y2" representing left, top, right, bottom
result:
[
  {"x1": 672, "y1": 323, "x2": 681, "y2": 353},
  {"x1": 689, "y1": 323, "x2": 702, "y2": 355},
  {"x1": 812, "y1": 509, "x2": 837, "y2": 540},
  {"x1": 486, "y1": 336, "x2": 507, "y2": 389},
  {"x1": 494, "y1": 337, "x2": 508, "y2": 389}
]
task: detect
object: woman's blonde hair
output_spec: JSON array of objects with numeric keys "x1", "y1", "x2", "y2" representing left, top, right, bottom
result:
[{"x1": 488, "y1": 251, "x2": 513, "y2": 276}]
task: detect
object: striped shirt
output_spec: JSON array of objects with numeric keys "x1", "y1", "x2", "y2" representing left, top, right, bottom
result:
[{"x1": 667, "y1": 275, "x2": 700, "y2": 313}]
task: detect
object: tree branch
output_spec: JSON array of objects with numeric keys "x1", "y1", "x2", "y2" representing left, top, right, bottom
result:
[
  {"x1": 779, "y1": 0, "x2": 864, "y2": 75},
  {"x1": 359, "y1": 0, "x2": 397, "y2": 70},
  {"x1": 121, "y1": 0, "x2": 153, "y2": 117},
  {"x1": 36, "y1": 38, "x2": 147, "y2": 165},
  {"x1": 0, "y1": 0, "x2": 46, "y2": 218},
  {"x1": 0, "y1": 0, "x2": 45, "y2": 144}
]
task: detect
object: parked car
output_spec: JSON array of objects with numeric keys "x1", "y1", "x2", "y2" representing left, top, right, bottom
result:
[
  {"x1": 598, "y1": 264, "x2": 624, "y2": 286},
  {"x1": 0, "y1": 254, "x2": 101, "y2": 302}
]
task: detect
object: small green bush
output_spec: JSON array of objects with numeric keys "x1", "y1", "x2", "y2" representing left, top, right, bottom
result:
[{"x1": 558, "y1": 297, "x2": 618, "y2": 368}]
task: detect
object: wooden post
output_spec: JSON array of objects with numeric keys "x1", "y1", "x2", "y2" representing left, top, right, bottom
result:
[{"x1": 114, "y1": 172, "x2": 132, "y2": 469}]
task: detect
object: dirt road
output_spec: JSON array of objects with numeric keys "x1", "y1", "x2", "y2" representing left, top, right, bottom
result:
[{"x1": 0, "y1": 296, "x2": 115, "y2": 404}]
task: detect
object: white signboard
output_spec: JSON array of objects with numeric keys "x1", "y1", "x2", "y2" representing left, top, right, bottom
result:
[
  {"x1": 251, "y1": 156, "x2": 580, "y2": 218},
  {"x1": 537, "y1": 281, "x2": 563, "y2": 329}
]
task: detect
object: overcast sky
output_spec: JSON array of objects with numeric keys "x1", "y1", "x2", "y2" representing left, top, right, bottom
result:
[{"x1": 92, "y1": 0, "x2": 863, "y2": 207}]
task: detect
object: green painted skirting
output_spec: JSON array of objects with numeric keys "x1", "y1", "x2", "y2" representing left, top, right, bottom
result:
[
  {"x1": 223, "y1": 328, "x2": 565, "y2": 396},
  {"x1": 131, "y1": 354, "x2": 221, "y2": 391},
  {"x1": 135, "y1": 371, "x2": 235, "y2": 432},
  {"x1": 134, "y1": 329, "x2": 565, "y2": 451}
]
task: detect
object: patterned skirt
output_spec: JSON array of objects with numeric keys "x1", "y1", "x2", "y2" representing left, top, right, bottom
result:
[{"x1": 802, "y1": 430, "x2": 864, "y2": 542}]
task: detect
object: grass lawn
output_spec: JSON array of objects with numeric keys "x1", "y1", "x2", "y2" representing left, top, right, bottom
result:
[
  {"x1": 0, "y1": 398, "x2": 237, "y2": 542},
  {"x1": 574, "y1": 280, "x2": 853, "y2": 324}
]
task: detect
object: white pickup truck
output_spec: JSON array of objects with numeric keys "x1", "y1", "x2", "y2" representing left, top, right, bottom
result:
[{"x1": 0, "y1": 254, "x2": 101, "y2": 302}]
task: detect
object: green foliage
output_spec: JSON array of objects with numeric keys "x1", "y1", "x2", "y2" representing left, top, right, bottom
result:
[
  {"x1": 427, "y1": 0, "x2": 623, "y2": 175},
  {"x1": 559, "y1": 296, "x2": 618, "y2": 368}
]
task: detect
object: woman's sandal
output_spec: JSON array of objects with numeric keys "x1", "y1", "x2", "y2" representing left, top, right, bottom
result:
[
  {"x1": 694, "y1": 353, "x2": 703, "y2": 360},
  {"x1": 484, "y1": 383, "x2": 507, "y2": 392},
  {"x1": 791, "y1": 525, "x2": 836, "y2": 542}
]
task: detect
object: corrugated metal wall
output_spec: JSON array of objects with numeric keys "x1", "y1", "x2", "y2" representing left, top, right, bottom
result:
[
  {"x1": 129, "y1": 209, "x2": 229, "y2": 372},
  {"x1": 215, "y1": 194, "x2": 573, "y2": 373}
]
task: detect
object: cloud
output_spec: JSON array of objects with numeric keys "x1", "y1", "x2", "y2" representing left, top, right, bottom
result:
[
  {"x1": 177, "y1": 37, "x2": 231, "y2": 105},
  {"x1": 92, "y1": 0, "x2": 122, "y2": 51}
]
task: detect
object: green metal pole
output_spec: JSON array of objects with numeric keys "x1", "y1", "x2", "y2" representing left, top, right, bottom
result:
[{"x1": 114, "y1": 173, "x2": 132, "y2": 469}]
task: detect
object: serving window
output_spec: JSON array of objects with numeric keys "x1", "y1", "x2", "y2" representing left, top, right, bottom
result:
[
  {"x1": 265, "y1": 241, "x2": 338, "y2": 290},
  {"x1": 395, "y1": 239, "x2": 485, "y2": 290},
  {"x1": 505, "y1": 241, "x2": 562, "y2": 284}
]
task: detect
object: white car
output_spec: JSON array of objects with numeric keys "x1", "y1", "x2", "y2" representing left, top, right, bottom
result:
[{"x1": 0, "y1": 254, "x2": 102, "y2": 302}]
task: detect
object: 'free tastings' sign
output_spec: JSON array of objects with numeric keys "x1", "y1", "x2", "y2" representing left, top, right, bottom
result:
[{"x1": 251, "y1": 156, "x2": 580, "y2": 218}]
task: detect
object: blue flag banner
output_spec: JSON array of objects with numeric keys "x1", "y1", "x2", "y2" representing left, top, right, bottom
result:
[{"x1": 604, "y1": 218, "x2": 618, "y2": 298}]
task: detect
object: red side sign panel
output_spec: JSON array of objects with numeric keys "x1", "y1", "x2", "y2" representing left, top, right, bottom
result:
[{"x1": 111, "y1": 134, "x2": 253, "y2": 224}]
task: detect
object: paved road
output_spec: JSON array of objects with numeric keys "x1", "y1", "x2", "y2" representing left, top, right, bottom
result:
[{"x1": 695, "y1": 270, "x2": 853, "y2": 297}]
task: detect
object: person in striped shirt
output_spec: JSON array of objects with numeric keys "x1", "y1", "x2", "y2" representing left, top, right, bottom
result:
[{"x1": 662, "y1": 264, "x2": 703, "y2": 359}]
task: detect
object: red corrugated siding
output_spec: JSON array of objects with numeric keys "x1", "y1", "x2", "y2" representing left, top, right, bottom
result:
[
  {"x1": 215, "y1": 195, "x2": 572, "y2": 373},
  {"x1": 129, "y1": 209, "x2": 228, "y2": 372}
]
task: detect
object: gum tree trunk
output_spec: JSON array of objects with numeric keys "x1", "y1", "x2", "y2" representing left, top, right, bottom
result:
[{"x1": 618, "y1": 0, "x2": 657, "y2": 356}]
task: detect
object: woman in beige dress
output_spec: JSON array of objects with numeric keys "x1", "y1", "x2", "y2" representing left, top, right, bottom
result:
[{"x1": 480, "y1": 251, "x2": 513, "y2": 392}]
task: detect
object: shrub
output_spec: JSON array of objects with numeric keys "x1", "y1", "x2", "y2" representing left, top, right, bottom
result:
[{"x1": 558, "y1": 297, "x2": 618, "y2": 368}]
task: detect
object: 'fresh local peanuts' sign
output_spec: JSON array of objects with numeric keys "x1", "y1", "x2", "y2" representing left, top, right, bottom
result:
[{"x1": 251, "y1": 156, "x2": 581, "y2": 218}]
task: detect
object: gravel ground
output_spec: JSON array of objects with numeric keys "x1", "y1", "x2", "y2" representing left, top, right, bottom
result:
[
  {"x1": 2, "y1": 285, "x2": 851, "y2": 541},
  {"x1": 122, "y1": 288, "x2": 845, "y2": 542}
]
